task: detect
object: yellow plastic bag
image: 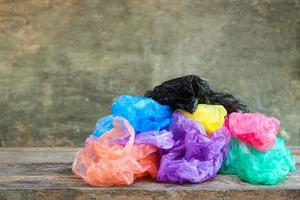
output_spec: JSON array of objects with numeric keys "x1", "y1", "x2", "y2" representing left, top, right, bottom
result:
[
  {"x1": 72, "y1": 117, "x2": 159, "y2": 187},
  {"x1": 180, "y1": 104, "x2": 227, "y2": 134}
]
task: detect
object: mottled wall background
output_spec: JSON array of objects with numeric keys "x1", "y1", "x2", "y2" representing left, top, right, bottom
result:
[{"x1": 0, "y1": 0, "x2": 299, "y2": 147}]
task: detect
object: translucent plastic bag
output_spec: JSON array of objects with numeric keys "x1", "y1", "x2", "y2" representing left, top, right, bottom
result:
[
  {"x1": 118, "y1": 130, "x2": 175, "y2": 150},
  {"x1": 225, "y1": 112, "x2": 280, "y2": 151},
  {"x1": 72, "y1": 117, "x2": 159, "y2": 187},
  {"x1": 92, "y1": 115, "x2": 114, "y2": 137},
  {"x1": 220, "y1": 138, "x2": 296, "y2": 185},
  {"x1": 180, "y1": 104, "x2": 227, "y2": 134},
  {"x1": 134, "y1": 130, "x2": 175, "y2": 150},
  {"x1": 111, "y1": 94, "x2": 172, "y2": 133},
  {"x1": 157, "y1": 112, "x2": 231, "y2": 184}
]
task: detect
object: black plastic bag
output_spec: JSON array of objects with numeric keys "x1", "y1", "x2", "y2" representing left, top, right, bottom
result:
[
  {"x1": 145, "y1": 75, "x2": 248, "y2": 114},
  {"x1": 209, "y1": 91, "x2": 249, "y2": 114},
  {"x1": 145, "y1": 75, "x2": 211, "y2": 113}
]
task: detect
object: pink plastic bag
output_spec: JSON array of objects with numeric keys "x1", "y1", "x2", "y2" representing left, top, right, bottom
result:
[{"x1": 225, "y1": 112, "x2": 280, "y2": 151}]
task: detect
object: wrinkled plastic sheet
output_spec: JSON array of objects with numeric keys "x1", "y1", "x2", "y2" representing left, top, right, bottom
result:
[
  {"x1": 72, "y1": 117, "x2": 159, "y2": 187},
  {"x1": 180, "y1": 104, "x2": 227, "y2": 134},
  {"x1": 225, "y1": 112, "x2": 279, "y2": 151},
  {"x1": 220, "y1": 138, "x2": 296, "y2": 185},
  {"x1": 157, "y1": 112, "x2": 231, "y2": 184}
]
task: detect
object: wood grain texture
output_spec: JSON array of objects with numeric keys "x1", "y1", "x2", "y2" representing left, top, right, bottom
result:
[{"x1": 0, "y1": 148, "x2": 299, "y2": 200}]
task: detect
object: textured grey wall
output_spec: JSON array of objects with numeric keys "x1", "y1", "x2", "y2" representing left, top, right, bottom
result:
[{"x1": 0, "y1": 0, "x2": 299, "y2": 147}]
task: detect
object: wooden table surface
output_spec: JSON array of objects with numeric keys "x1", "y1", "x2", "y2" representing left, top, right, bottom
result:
[{"x1": 0, "y1": 147, "x2": 299, "y2": 200}]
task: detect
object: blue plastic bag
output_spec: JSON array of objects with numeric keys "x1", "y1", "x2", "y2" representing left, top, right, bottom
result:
[
  {"x1": 92, "y1": 115, "x2": 114, "y2": 137},
  {"x1": 92, "y1": 95, "x2": 172, "y2": 137},
  {"x1": 111, "y1": 94, "x2": 172, "y2": 133}
]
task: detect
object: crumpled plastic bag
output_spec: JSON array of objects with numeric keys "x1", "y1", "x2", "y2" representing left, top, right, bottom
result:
[
  {"x1": 208, "y1": 91, "x2": 249, "y2": 114},
  {"x1": 145, "y1": 75, "x2": 249, "y2": 114},
  {"x1": 134, "y1": 130, "x2": 175, "y2": 150},
  {"x1": 72, "y1": 117, "x2": 159, "y2": 187},
  {"x1": 180, "y1": 104, "x2": 227, "y2": 134},
  {"x1": 118, "y1": 130, "x2": 175, "y2": 150},
  {"x1": 157, "y1": 112, "x2": 231, "y2": 184},
  {"x1": 145, "y1": 75, "x2": 211, "y2": 113},
  {"x1": 111, "y1": 94, "x2": 172, "y2": 133},
  {"x1": 225, "y1": 112, "x2": 280, "y2": 151},
  {"x1": 92, "y1": 115, "x2": 114, "y2": 137},
  {"x1": 219, "y1": 138, "x2": 296, "y2": 185}
]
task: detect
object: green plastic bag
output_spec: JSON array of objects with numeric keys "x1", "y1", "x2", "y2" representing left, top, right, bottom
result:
[{"x1": 220, "y1": 138, "x2": 296, "y2": 185}]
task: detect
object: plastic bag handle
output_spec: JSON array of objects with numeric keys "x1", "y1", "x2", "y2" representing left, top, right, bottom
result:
[{"x1": 98, "y1": 116, "x2": 135, "y2": 154}]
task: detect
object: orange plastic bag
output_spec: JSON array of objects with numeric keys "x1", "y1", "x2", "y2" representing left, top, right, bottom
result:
[{"x1": 72, "y1": 117, "x2": 159, "y2": 187}]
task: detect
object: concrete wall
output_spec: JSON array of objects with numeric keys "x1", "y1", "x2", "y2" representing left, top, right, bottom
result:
[{"x1": 0, "y1": 0, "x2": 299, "y2": 147}]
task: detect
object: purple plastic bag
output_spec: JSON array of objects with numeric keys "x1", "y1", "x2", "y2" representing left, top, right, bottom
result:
[
  {"x1": 118, "y1": 130, "x2": 175, "y2": 151},
  {"x1": 157, "y1": 112, "x2": 231, "y2": 184},
  {"x1": 134, "y1": 130, "x2": 175, "y2": 150}
]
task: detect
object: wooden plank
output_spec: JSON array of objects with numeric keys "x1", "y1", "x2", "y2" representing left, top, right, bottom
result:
[
  {"x1": 0, "y1": 167, "x2": 299, "y2": 190},
  {"x1": 1, "y1": 188, "x2": 299, "y2": 200},
  {"x1": 0, "y1": 148, "x2": 299, "y2": 200},
  {"x1": 0, "y1": 148, "x2": 79, "y2": 164},
  {"x1": 290, "y1": 146, "x2": 300, "y2": 164}
]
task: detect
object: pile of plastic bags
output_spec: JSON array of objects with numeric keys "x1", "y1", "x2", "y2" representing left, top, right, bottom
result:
[{"x1": 72, "y1": 75, "x2": 296, "y2": 187}]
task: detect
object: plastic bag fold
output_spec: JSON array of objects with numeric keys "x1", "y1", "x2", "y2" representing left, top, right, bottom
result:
[
  {"x1": 134, "y1": 130, "x2": 175, "y2": 150},
  {"x1": 72, "y1": 117, "x2": 159, "y2": 187},
  {"x1": 225, "y1": 112, "x2": 280, "y2": 151},
  {"x1": 208, "y1": 91, "x2": 249, "y2": 114},
  {"x1": 180, "y1": 104, "x2": 227, "y2": 134},
  {"x1": 157, "y1": 112, "x2": 231, "y2": 184},
  {"x1": 118, "y1": 130, "x2": 176, "y2": 150},
  {"x1": 220, "y1": 138, "x2": 296, "y2": 185},
  {"x1": 92, "y1": 115, "x2": 114, "y2": 137}
]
